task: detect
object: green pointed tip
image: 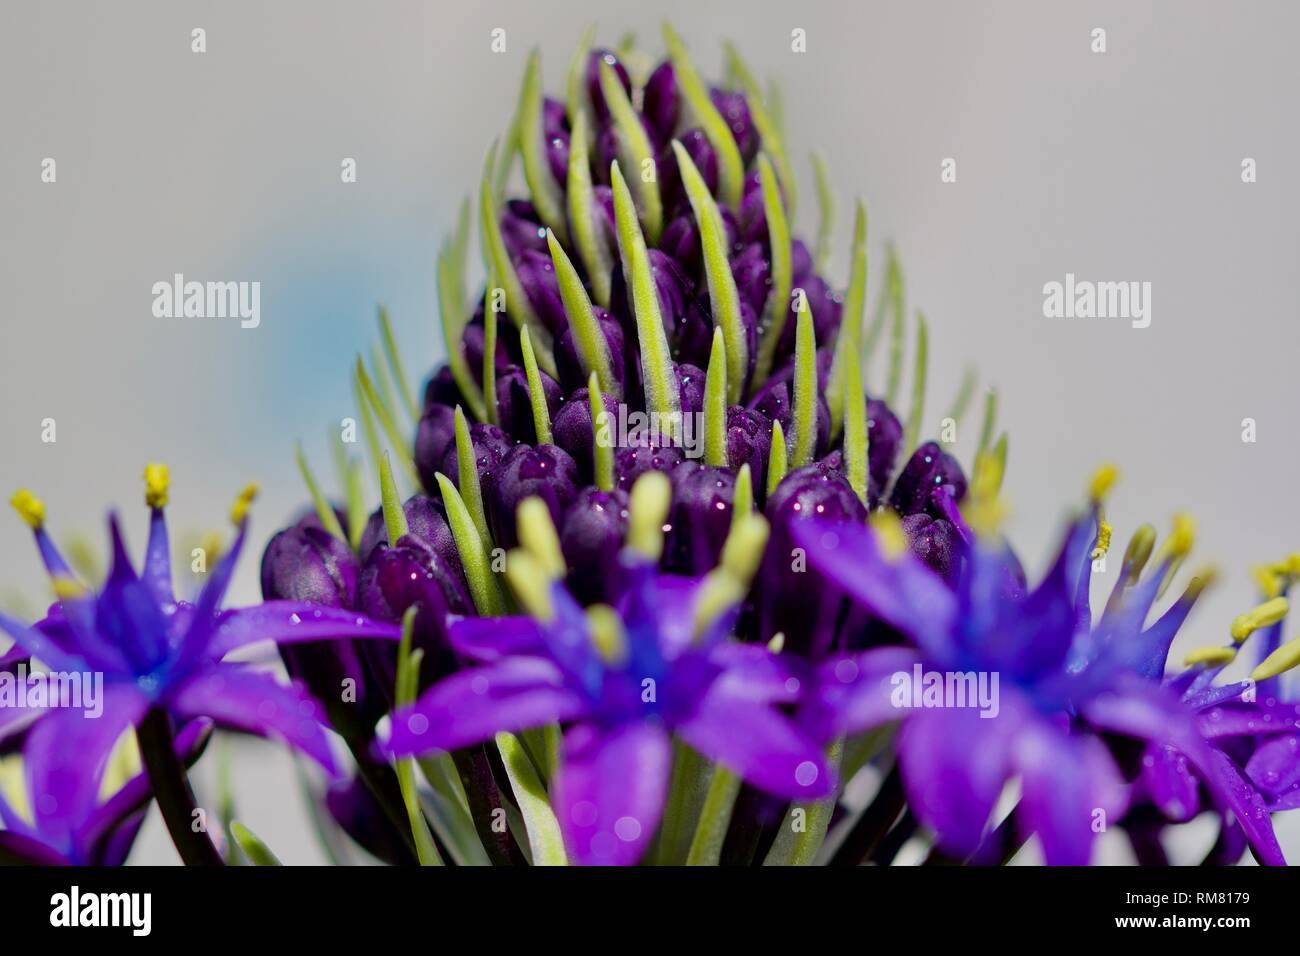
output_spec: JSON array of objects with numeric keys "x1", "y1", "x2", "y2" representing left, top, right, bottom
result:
[
  {"x1": 547, "y1": 228, "x2": 618, "y2": 398},
  {"x1": 723, "y1": 42, "x2": 796, "y2": 216},
  {"x1": 990, "y1": 432, "x2": 1009, "y2": 494},
  {"x1": 842, "y1": 341, "x2": 869, "y2": 506},
  {"x1": 565, "y1": 109, "x2": 614, "y2": 309},
  {"x1": 811, "y1": 151, "x2": 835, "y2": 274},
  {"x1": 703, "y1": 327, "x2": 728, "y2": 467},
  {"x1": 453, "y1": 405, "x2": 492, "y2": 546},
  {"x1": 437, "y1": 240, "x2": 487, "y2": 423},
  {"x1": 519, "y1": 327, "x2": 554, "y2": 445},
  {"x1": 599, "y1": 58, "x2": 662, "y2": 244},
  {"x1": 482, "y1": 275, "x2": 499, "y2": 425},
  {"x1": 789, "y1": 304, "x2": 818, "y2": 468},
  {"x1": 885, "y1": 257, "x2": 906, "y2": 408},
  {"x1": 767, "y1": 419, "x2": 788, "y2": 499},
  {"x1": 565, "y1": 25, "x2": 597, "y2": 139},
  {"x1": 753, "y1": 153, "x2": 793, "y2": 387},
  {"x1": 356, "y1": 355, "x2": 419, "y2": 483},
  {"x1": 377, "y1": 304, "x2": 419, "y2": 422},
  {"x1": 434, "y1": 472, "x2": 506, "y2": 617},
  {"x1": 611, "y1": 160, "x2": 681, "y2": 431},
  {"x1": 824, "y1": 200, "x2": 868, "y2": 439},
  {"x1": 903, "y1": 312, "x2": 930, "y2": 454},
  {"x1": 295, "y1": 443, "x2": 347, "y2": 543},
  {"x1": 588, "y1": 372, "x2": 614, "y2": 492},
  {"x1": 231, "y1": 822, "x2": 282, "y2": 866},
  {"x1": 730, "y1": 463, "x2": 754, "y2": 536},
  {"x1": 663, "y1": 22, "x2": 743, "y2": 212},
  {"x1": 518, "y1": 48, "x2": 568, "y2": 244},
  {"x1": 673, "y1": 139, "x2": 747, "y2": 403},
  {"x1": 945, "y1": 366, "x2": 979, "y2": 428},
  {"x1": 379, "y1": 451, "x2": 409, "y2": 545},
  {"x1": 977, "y1": 387, "x2": 999, "y2": 454}
]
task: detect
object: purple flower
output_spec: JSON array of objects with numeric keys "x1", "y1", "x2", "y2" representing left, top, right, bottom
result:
[{"x1": 382, "y1": 556, "x2": 830, "y2": 865}]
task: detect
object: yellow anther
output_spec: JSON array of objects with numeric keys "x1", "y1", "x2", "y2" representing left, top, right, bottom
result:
[
  {"x1": 143, "y1": 463, "x2": 170, "y2": 509},
  {"x1": 767, "y1": 632, "x2": 786, "y2": 654},
  {"x1": 1183, "y1": 646, "x2": 1236, "y2": 668},
  {"x1": 9, "y1": 489, "x2": 45, "y2": 530},
  {"x1": 50, "y1": 576, "x2": 88, "y2": 600},
  {"x1": 1091, "y1": 520, "x2": 1113, "y2": 561},
  {"x1": 229, "y1": 483, "x2": 259, "y2": 526},
  {"x1": 718, "y1": 513, "x2": 769, "y2": 588},
  {"x1": 585, "y1": 604, "x2": 628, "y2": 666},
  {"x1": 1251, "y1": 636, "x2": 1300, "y2": 683},
  {"x1": 626, "y1": 471, "x2": 671, "y2": 562},
  {"x1": 870, "y1": 510, "x2": 909, "y2": 561},
  {"x1": 1230, "y1": 596, "x2": 1289, "y2": 643},
  {"x1": 504, "y1": 549, "x2": 554, "y2": 621},
  {"x1": 516, "y1": 497, "x2": 566, "y2": 579},
  {"x1": 1253, "y1": 564, "x2": 1283, "y2": 600},
  {"x1": 1088, "y1": 463, "x2": 1119, "y2": 503},
  {"x1": 1162, "y1": 513, "x2": 1195, "y2": 560}
]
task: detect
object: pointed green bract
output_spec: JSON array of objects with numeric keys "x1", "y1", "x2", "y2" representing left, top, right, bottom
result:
[
  {"x1": 978, "y1": 387, "x2": 999, "y2": 454},
  {"x1": 825, "y1": 201, "x2": 868, "y2": 438},
  {"x1": 438, "y1": 240, "x2": 487, "y2": 423},
  {"x1": 884, "y1": 253, "x2": 906, "y2": 406},
  {"x1": 378, "y1": 305, "x2": 419, "y2": 422},
  {"x1": 843, "y1": 338, "x2": 869, "y2": 506},
  {"x1": 703, "y1": 327, "x2": 728, "y2": 466},
  {"x1": 519, "y1": 327, "x2": 554, "y2": 445},
  {"x1": 610, "y1": 161, "x2": 681, "y2": 432},
  {"x1": 352, "y1": 374, "x2": 384, "y2": 492},
  {"x1": 379, "y1": 452, "x2": 409, "y2": 545},
  {"x1": 945, "y1": 366, "x2": 978, "y2": 427},
  {"x1": 991, "y1": 432, "x2": 1009, "y2": 493},
  {"x1": 435, "y1": 473, "x2": 507, "y2": 616},
  {"x1": 479, "y1": 142, "x2": 558, "y2": 378},
  {"x1": 334, "y1": 430, "x2": 367, "y2": 551},
  {"x1": 663, "y1": 22, "x2": 743, "y2": 211},
  {"x1": 673, "y1": 140, "x2": 747, "y2": 404},
  {"x1": 723, "y1": 42, "x2": 796, "y2": 215},
  {"x1": 547, "y1": 228, "x2": 618, "y2": 397},
  {"x1": 904, "y1": 312, "x2": 929, "y2": 454},
  {"x1": 356, "y1": 358, "x2": 418, "y2": 484},
  {"x1": 730, "y1": 463, "x2": 753, "y2": 535},
  {"x1": 565, "y1": 25, "x2": 596, "y2": 148},
  {"x1": 789, "y1": 304, "x2": 818, "y2": 468},
  {"x1": 395, "y1": 610, "x2": 445, "y2": 866},
  {"x1": 454, "y1": 405, "x2": 492, "y2": 547},
  {"x1": 370, "y1": 344, "x2": 402, "y2": 428},
  {"x1": 518, "y1": 49, "x2": 568, "y2": 244},
  {"x1": 566, "y1": 110, "x2": 614, "y2": 308},
  {"x1": 812, "y1": 151, "x2": 835, "y2": 274},
  {"x1": 588, "y1": 372, "x2": 614, "y2": 492},
  {"x1": 231, "y1": 822, "x2": 283, "y2": 867},
  {"x1": 753, "y1": 153, "x2": 793, "y2": 386},
  {"x1": 495, "y1": 731, "x2": 568, "y2": 865},
  {"x1": 482, "y1": 274, "x2": 499, "y2": 425},
  {"x1": 767, "y1": 419, "x2": 788, "y2": 499},
  {"x1": 296, "y1": 443, "x2": 347, "y2": 543},
  {"x1": 600, "y1": 60, "x2": 662, "y2": 244}
]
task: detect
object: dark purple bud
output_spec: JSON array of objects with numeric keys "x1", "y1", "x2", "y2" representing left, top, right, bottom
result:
[
  {"x1": 658, "y1": 128, "x2": 717, "y2": 212},
  {"x1": 490, "y1": 443, "x2": 581, "y2": 549},
  {"x1": 642, "y1": 61, "x2": 678, "y2": 142},
  {"x1": 494, "y1": 364, "x2": 565, "y2": 446},
  {"x1": 664, "y1": 461, "x2": 736, "y2": 575},
  {"x1": 676, "y1": 362, "x2": 707, "y2": 416},
  {"x1": 730, "y1": 241, "x2": 771, "y2": 317},
  {"x1": 725, "y1": 405, "x2": 772, "y2": 499},
  {"x1": 357, "y1": 534, "x2": 473, "y2": 687},
  {"x1": 435, "y1": 422, "x2": 514, "y2": 501},
  {"x1": 671, "y1": 298, "x2": 715, "y2": 370},
  {"x1": 551, "y1": 386, "x2": 620, "y2": 484},
  {"x1": 359, "y1": 495, "x2": 463, "y2": 589},
  {"x1": 585, "y1": 50, "x2": 631, "y2": 125},
  {"x1": 559, "y1": 487, "x2": 629, "y2": 605},
  {"x1": 326, "y1": 774, "x2": 417, "y2": 866},
  {"x1": 759, "y1": 463, "x2": 870, "y2": 655},
  {"x1": 890, "y1": 441, "x2": 968, "y2": 518},
  {"x1": 790, "y1": 239, "x2": 814, "y2": 282},
  {"x1": 423, "y1": 365, "x2": 463, "y2": 410},
  {"x1": 901, "y1": 513, "x2": 962, "y2": 579},
  {"x1": 777, "y1": 275, "x2": 842, "y2": 358},
  {"x1": 415, "y1": 403, "x2": 457, "y2": 495},
  {"x1": 866, "y1": 398, "x2": 903, "y2": 502},
  {"x1": 500, "y1": 199, "x2": 550, "y2": 261},
  {"x1": 556, "y1": 307, "x2": 627, "y2": 394},
  {"x1": 613, "y1": 431, "x2": 687, "y2": 493},
  {"x1": 515, "y1": 249, "x2": 569, "y2": 337},
  {"x1": 747, "y1": 373, "x2": 830, "y2": 460},
  {"x1": 738, "y1": 171, "x2": 769, "y2": 246},
  {"x1": 660, "y1": 207, "x2": 739, "y2": 280},
  {"x1": 710, "y1": 88, "x2": 759, "y2": 164},
  {"x1": 543, "y1": 98, "x2": 571, "y2": 184},
  {"x1": 609, "y1": 248, "x2": 693, "y2": 342}
]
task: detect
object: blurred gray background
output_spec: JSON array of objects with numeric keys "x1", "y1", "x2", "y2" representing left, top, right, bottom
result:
[{"x1": 1, "y1": 1, "x2": 1297, "y2": 863}]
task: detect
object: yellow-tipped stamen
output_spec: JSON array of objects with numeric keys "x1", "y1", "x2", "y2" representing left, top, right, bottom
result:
[
  {"x1": 504, "y1": 549, "x2": 554, "y2": 621},
  {"x1": 962, "y1": 449, "x2": 1008, "y2": 538},
  {"x1": 1090, "y1": 521, "x2": 1113, "y2": 562},
  {"x1": 229, "y1": 483, "x2": 259, "y2": 526},
  {"x1": 1121, "y1": 525, "x2": 1157, "y2": 583},
  {"x1": 1230, "y1": 596, "x2": 1289, "y2": 643},
  {"x1": 1160, "y1": 513, "x2": 1196, "y2": 561},
  {"x1": 143, "y1": 463, "x2": 170, "y2": 509},
  {"x1": 585, "y1": 604, "x2": 628, "y2": 666},
  {"x1": 9, "y1": 490, "x2": 45, "y2": 530},
  {"x1": 516, "y1": 497, "x2": 566, "y2": 580},
  {"x1": 1251, "y1": 635, "x2": 1300, "y2": 683},
  {"x1": 1088, "y1": 463, "x2": 1119, "y2": 504},
  {"x1": 626, "y1": 471, "x2": 671, "y2": 562},
  {"x1": 693, "y1": 513, "x2": 770, "y2": 638},
  {"x1": 870, "y1": 510, "x2": 909, "y2": 562},
  {"x1": 1253, "y1": 564, "x2": 1284, "y2": 600},
  {"x1": 1183, "y1": 646, "x2": 1236, "y2": 668},
  {"x1": 51, "y1": 576, "x2": 89, "y2": 600},
  {"x1": 767, "y1": 632, "x2": 785, "y2": 654}
]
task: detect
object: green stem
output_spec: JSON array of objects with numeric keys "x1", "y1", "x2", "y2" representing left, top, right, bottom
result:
[{"x1": 136, "y1": 708, "x2": 224, "y2": 867}]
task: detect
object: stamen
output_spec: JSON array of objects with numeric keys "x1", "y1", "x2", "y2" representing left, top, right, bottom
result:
[
  {"x1": 518, "y1": 48, "x2": 569, "y2": 244},
  {"x1": 229, "y1": 483, "x2": 259, "y2": 527},
  {"x1": 870, "y1": 510, "x2": 909, "y2": 561},
  {"x1": 1090, "y1": 521, "x2": 1113, "y2": 562},
  {"x1": 9, "y1": 489, "x2": 45, "y2": 529},
  {"x1": 600, "y1": 60, "x2": 661, "y2": 243},
  {"x1": 767, "y1": 632, "x2": 786, "y2": 654},
  {"x1": 1251, "y1": 634, "x2": 1300, "y2": 682},
  {"x1": 1184, "y1": 646, "x2": 1236, "y2": 667},
  {"x1": 1253, "y1": 564, "x2": 1283, "y2": 600},
  {"x1": 1231, "y1": 596, "x2": 1289, "y2": 643},
  {"x1": 503, "y1": 548, "x2": 553, "y2": 620},
  {"x1": 766, "y1": 420, "x2": 788, "y2": 499},
  {"x1": 516, "y1": 497, "x2": 566, "y2": 580},
  {"x1": 1088, "y1": 463, "x2": 1119, "y2": 504},
  {"x1": 519, "y1": 327, "x2": 554, "y2": 446},
  {"x1": 1121, "y1": 525, "x2": 1157, "y2": 584},
  {"x1": 626, "y1": 470, "x2": 671, "y2": 562},
  {"x1": 143, "y1": 463, "x2": 171, "y2": 509},
  {"x1": 585, "y1": 603, "x2": 628, "y2": 666},
  {"x1": 662, "y1": 22, "x2": 743, "y2": 210},
  {"x1": 703, "y1": 327, "x2": 728, "y2": 467},
  {"x1": 693, "y1": 513, "x2": 771, "y2": 637},
  {"x1": 672, "y1": 139, "x2": 747, "y2": 403}
]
